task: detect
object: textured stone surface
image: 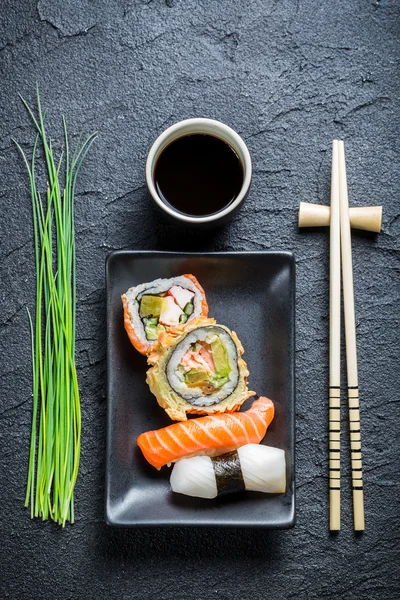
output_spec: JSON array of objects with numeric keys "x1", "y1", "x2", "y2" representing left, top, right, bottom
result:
[{"x1": 1, "y1": 0, "x2": 399, "y2": 598}]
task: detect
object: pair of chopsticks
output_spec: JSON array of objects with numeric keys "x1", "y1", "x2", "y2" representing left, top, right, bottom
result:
[{"x1": 329, "y1": 140, "x2": 364, "y2": 532}]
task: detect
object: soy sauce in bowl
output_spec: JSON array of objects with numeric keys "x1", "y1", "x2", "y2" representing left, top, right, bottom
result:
[{"x1": 153, "y1": 133, "x2": 244, "y2": 217}]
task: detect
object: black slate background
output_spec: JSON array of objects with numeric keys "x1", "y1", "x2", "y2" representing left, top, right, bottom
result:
[{"x1": 1, "y1": 1, "x2": 399, "y2": 598}]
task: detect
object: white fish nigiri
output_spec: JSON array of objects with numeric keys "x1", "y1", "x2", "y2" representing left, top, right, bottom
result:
[{"x1": 170, "y1": 444, "x2": 286, "y2": 499}]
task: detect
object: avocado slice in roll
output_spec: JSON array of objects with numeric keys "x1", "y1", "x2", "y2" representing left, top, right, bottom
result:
[{"x1": 146, "y1": 317, "x2": 255, "y2": 421}]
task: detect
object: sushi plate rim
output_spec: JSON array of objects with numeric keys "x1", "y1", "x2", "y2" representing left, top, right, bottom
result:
[{"x1": 105, "y1": 250, "x2": 296, "y2": 528}]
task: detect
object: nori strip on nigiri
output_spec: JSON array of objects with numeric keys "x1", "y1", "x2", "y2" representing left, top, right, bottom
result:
[{"x1": 212, "y1": 450, "x2": 245, "y2": 496}]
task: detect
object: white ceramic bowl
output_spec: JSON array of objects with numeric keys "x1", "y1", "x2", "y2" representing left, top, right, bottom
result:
[{"x1": 145, "y1": 118, "x2": 252, "y2": 225}]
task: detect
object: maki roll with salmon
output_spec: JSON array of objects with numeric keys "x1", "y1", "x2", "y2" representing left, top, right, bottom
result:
[
  {"x1": 146, "y1": 317, "x2": 255, "y2": 421},
  {"x1": 121, "y1": 274, "x2": 208, "y2": 355}
]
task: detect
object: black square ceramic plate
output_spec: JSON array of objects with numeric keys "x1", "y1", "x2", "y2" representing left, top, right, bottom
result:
[{"x1": 106, "y1": 251, "x2": 295, "y2": 527}]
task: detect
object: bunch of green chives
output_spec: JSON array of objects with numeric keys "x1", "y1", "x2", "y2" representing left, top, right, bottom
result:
[{"x1": 14, "y1": 87, "x2": 97, "y2": 525}]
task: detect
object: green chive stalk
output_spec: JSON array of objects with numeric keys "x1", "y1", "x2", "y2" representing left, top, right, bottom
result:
[{"x1": 14, "y1": 86, "x2": 97, "y2": 525}]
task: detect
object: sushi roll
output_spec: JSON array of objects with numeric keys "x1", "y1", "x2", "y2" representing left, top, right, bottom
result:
[
  {"x1": 121, "y1": 274, "x2": 208, "y2": 355},
  {"x1": 170, "y1": 444, "x2": 286, "y2": 499},
  {"x1": 146, "y1": 317, "x2": 255, "y2": 421}
]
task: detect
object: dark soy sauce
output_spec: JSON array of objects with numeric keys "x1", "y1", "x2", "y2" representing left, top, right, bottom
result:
[{"x1": 154, "y1": 133, "x2": 243, "y2": 217}]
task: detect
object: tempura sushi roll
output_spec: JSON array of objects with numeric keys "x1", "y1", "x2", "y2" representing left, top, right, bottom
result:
[
  {"x1": 121, "y1": 274, "x2": 208, "y2": 355},
  {"x1": 170, "y1": 444, "x2": 286, "y2": 499},
  {"x1": 146, "y1": 317, "x2": 255, "y2": 421}
]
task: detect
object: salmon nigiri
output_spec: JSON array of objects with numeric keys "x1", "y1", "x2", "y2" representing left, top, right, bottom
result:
[{"x1": 137, "y1": 396, "x2": 275, "y2": 470}]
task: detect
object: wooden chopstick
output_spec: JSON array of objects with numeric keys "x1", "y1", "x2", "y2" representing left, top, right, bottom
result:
[
  {"x1": 338, "y1": 140, "x2": 365, "y2": 531},
  {"x1": 329, "y1": 140, "x2": 341, "y2": 531}
]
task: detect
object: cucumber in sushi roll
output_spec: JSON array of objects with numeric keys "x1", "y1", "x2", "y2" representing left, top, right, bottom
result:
[
  {"x1": 146, "y1": 317, "x2": 255, "y2": 421},
  {"x1": 121, "y1": 274, "x2": 208, "y2": 355}
]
